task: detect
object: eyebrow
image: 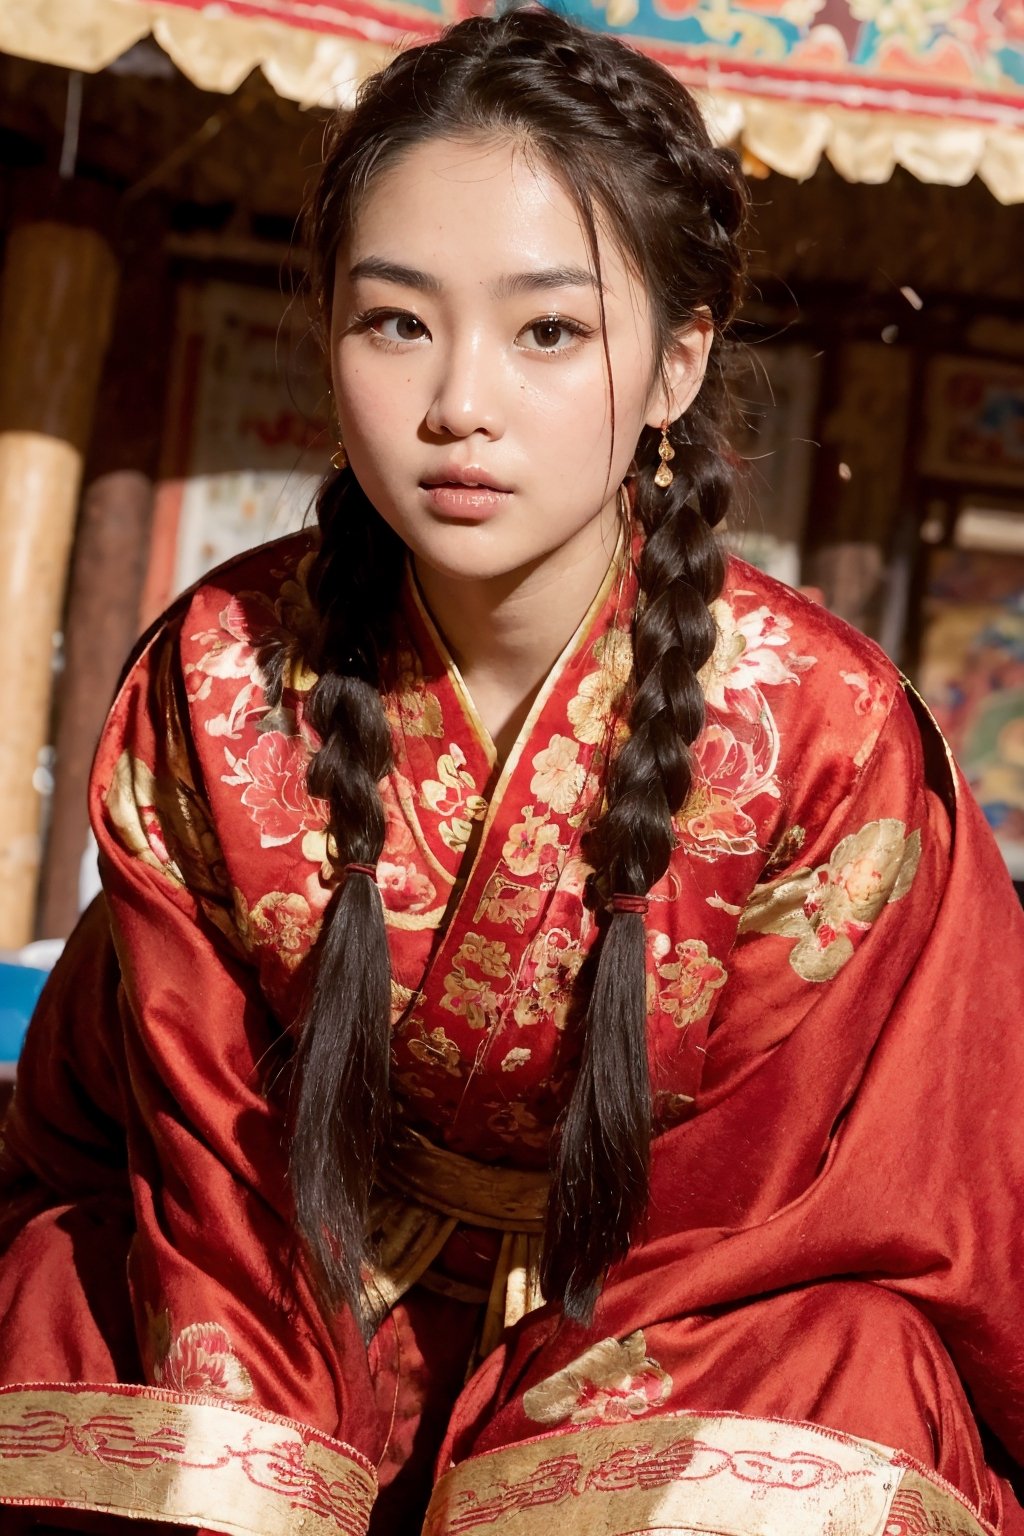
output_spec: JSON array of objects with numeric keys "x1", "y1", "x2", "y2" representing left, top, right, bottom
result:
[{"x1": 347, "y1": 256, "x2": 601, "y2": 297}]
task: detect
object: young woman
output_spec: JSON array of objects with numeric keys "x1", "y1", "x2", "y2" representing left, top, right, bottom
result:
[{"x1": 2, "y1": 10, "x2": 1023, "y2": 1536}]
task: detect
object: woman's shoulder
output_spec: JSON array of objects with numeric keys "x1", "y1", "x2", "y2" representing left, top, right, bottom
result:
[
  {"x1": 716, "y1": 554, "x2": 904, "y2": 732},
  {"x1": 127, "y1": 530, "x2": 318, "y2": 683}
]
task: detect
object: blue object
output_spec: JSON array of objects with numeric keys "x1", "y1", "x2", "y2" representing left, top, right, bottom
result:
[{"x1": 0, "y1": 962, "x2": 48, "y2": 1064}]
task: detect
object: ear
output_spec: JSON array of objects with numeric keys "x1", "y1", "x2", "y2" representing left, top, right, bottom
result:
[{"x1": 644, "y1": 313, "x2": 714, "y2": 429}]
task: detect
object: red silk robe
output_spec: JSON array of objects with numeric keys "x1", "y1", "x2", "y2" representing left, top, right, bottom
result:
[{"x1": 1, "y1": 530, "x2": 1023, "y2": 1536}]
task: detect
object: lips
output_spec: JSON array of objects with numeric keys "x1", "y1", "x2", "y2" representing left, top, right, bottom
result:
[{"x1": 420, "y1": 466, "x2": 512, "y2": 493}]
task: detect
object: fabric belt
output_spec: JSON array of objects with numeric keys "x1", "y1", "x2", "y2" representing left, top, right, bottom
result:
[{"x1": 362, "y1": 1129, "x2": 550, "y2": 1357}]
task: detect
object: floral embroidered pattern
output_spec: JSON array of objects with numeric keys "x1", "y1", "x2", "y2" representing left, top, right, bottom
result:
[
  {"x1": 407, "y1": 1025, "x2": 463, "y2": 1075},
  {"x1": 502, "y1": 807, "x2": 561, "y2": 879},
  {"x1": 242, "y1": 890, "x2": 316, "y2": 970},
  {"x1": 677, "y1": 596, "x2": 816, "y2": 861},
  {"x1": 566, "y1": 628, "x2": 633, "y2": 747},
  {"x1": 530, "y1": 734, "x2": 586, "y2": 815},
  {"x1": 386, "y1": 646, "x2": 445, "y2": 739},
  {"x1": 421, "y1": 744, "x2": 489, "y2": 852},
  {"x1": 223, "y1": 731, "x2": 325, "y2": 849},
  {"x1": 153, "y1": 1321, "x2": 254, "y2": 1402},
  {"x1": 739, "y1": 818, "x2": 923, "y2": 981},
  {"x1": 652, "y1": 937, "x2": 728, "y2": 1026},
  {"x1": 522, "y1": 1331, "x2": 671, "y2": 1427},
  {"x1": 700, "y1": 597, "x2": 814, "y2": 709},
  {"x1": 439, "y1": 933, "x2": 512, "y2": 1030},
  {"x1": 514, "y1": 927, "x2": 585, "y2": 1032}
]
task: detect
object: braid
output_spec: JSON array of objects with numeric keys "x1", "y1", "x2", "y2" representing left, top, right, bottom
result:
[{"x1": 282, "y1": 468, "x2": 404, "y2": 1322}]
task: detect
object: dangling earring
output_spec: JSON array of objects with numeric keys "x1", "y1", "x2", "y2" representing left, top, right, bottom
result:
[
  {"x1": 331, "y1": 440, "x2": 348, "y2": 471},
  {"x1": 654, "y1": 422, "x2": 675, "y2": 489}
]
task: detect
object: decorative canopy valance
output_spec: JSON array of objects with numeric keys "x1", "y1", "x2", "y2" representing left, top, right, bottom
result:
[{"x1": 2, "y1": 0, "x2": 1022, "y2": 197}]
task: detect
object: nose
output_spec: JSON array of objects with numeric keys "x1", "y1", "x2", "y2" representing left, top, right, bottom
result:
[{"x1": 424, "y1": 330, "x2": 504, "y2": 440}]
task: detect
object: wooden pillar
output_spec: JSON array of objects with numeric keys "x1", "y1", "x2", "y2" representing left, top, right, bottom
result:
[
  {"x1": 0, "y1": 220, "x2": 118, "y2": 947},
  {"x1": 36, "y1": 204, "x2": 171, "y2": 941}
]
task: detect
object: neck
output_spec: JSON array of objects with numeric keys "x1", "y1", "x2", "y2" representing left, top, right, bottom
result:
[{"x1": 414, "y1": 498, "x2": 622, "y2": 761}]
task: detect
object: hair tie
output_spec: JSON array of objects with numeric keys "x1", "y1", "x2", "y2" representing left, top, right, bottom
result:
[
  {"x1": 610, "y1": 892, "x2": 649, "y2": 916},
  {"x1": 344, "y1": 862, "x2": 378, "y2": 882}
]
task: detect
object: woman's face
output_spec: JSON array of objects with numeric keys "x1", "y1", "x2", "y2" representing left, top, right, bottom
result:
[{"x1": 330, "y1": 134, "x2": 705, "y2": 594}]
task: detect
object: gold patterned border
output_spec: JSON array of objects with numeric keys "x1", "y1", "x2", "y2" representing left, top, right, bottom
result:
[
  {"x1": 423, "y1": 1409, "x2": 996, "y2": 1536},
  {"x1": 0, "y1": 1382, "x2": 376, "y2": 1536}
]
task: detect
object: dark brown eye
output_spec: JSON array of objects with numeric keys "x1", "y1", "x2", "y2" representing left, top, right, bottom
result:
[
  {"x1": 394, "y1": 314, "x2": 427, "y2": 341},
  {"x1": 530, "y1": 320, "x2": 566, "y2": 349}
]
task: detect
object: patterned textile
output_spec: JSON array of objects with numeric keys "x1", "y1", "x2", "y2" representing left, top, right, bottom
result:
[{"x1": 1, "y1": 532, "x2": 1024, "y2": 1534}]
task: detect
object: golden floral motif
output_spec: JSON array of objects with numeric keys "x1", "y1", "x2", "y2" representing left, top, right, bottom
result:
[
  {"x1": 522, "y1": 1331, "x2": 671, "y2": 1427},
  {"x1": 439, "y1": 933, "x2": 512, "y2": 1031},
  {"x1": 652, "y1": 937, "x2": 728, "y2": 1027},
  {"x1": 386, "y1": 647, "x2": 444, "y2": 738},
  {"x1": 407, "y1": 1026, "x2": 462, "y2": 1076},
  {"x1": 566, "y1": 629, "x2": 633, "y2": 747},
  {"x1": 700, "y1": 597, "x2": 815, "y2": 710},
  {"x1": 513, "y1": 927, "x2": 585, "y2": 1032},
  {"x1": 421, "y1": 743, "x2": 488, "y2": 853},
  {"x1": 530, "y1": 734, "x2": 586, "y2": 815},
  {"x1": 500, "y1": 1046, "x2": 532, "y2": 1072},
  {"x1": 502, "y1": 806, "x2": 561, "y2": 879},
  {"x1": 455, "y1": 932, "x2": 512, "y2": 979},
  {"x1": 739, "y1": 818, "x2": 923, "y2": 982},
  {"x1": 243, "y1": 890, "x2": 316, "y2": 970},
  {"x1": 474, "y1": 873, "x2": 545, "y2": 933},
  {"x1": 153, "y1": 1320, "x2": 254, "y2": 1402},
  {"x1": 106, "y1": 754, "x2": 184, "y2": 882}
]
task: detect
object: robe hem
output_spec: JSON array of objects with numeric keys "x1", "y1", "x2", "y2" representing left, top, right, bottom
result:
[
  {"x1": 422, "y1": 1408, "x2": 996, "y2": 1536},
  {"x1": 0, "y1": 1381, "x2": 377, "y2": 1536}
]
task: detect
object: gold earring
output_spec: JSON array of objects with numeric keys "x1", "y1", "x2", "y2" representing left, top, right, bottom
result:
[
  {"x1": 654, "y1": 422, "x2": 675, "y2": 488},
  {"x1": 331, "y1": 440, "x2": 347, "y2": 471}
]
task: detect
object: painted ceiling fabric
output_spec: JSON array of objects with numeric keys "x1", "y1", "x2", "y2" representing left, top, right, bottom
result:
[{"x1": 1, "y1": 0, "x2": 1022, "y2": 198}]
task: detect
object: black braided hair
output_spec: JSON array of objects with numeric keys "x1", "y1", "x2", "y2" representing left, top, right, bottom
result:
[{"x1": 280, "y1": 4, "x2": 748, "y2": 1326}]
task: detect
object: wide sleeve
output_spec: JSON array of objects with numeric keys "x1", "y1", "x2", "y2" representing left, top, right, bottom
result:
[
  {"x1": 88, "y1": 618, "x2": 378, "y2": 1432},
  {"x1": 458, "y1": 675, "x2": 1024, "y2": 1488},
  {"x1": 637, "y1": 679, "x2": 1024, "y2": 1464}
]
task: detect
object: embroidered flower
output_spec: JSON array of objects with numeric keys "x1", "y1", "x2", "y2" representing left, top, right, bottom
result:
[
  {"x1": 407, "y1": 1026, "x2": 462, "y2": 1075},
  {"x1": 523, "y1": 1331, "x2": 671, "y2": 1427},
  {"x1": 513, "y1": 927, "x2": 584, "y2": 1032},
  {"x1": 677, "y1": 716, "x2": 779, "y2": 859},
  {"x1": 739, "y1": 818, "x2": 923, "y2": 982},
  {"x1": 154, "y1": 1321, "x2": 254, "y2": 1402},
  {"x1": 474, "y1": 873, "x2": 545, "y2": 933},
  {"x1": 440, "y1": 970, "x2": 504, "y2": 1032},
  {"x1": 701, "y1": 598, "x2": 815, "y2": 709},
  {"x1": 222, "y1": 731, "x2": 326, "y2": 848},
  {"x1": 377, "y1": 860, "x2": 436, "y2": 913},
  {"x1": 454, "y1": 932, "x2": 512, "y2": 979},
  {"x1": 106, "y1": 754, "x2": 184, "y2": 883},
  {"x1": 386, "y1": 647, "x2": 444, "y2": 739},
  {"x1": 654, "y1": 937, "x2": 728, "y2": 1027},
  {"x1": 502, "y1": 806, "x2": 561, "y2": 878},
  {"x1": 421, "y1": 744, "x2": 488, "y2": 853},
  {"x1": 567, "y1": 630, "x2": 633, "y2": 746},
  {"x1": 530, "y1": 734, "x2": 586, "y2": 814},
  {"x1": 501, "y1": 1047, "x2": 532, "y2": 1072},
  {"x1": 243, "y1": 890, "x2": 316, "y2": 969},
  {"x1": 840, "y1": 669, "x2": 889, "y2": 717}
]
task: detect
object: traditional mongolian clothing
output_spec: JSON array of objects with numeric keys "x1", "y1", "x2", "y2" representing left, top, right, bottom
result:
[{"x1": 1, "y1": 529, "x2": 1023, "y2": 1536}]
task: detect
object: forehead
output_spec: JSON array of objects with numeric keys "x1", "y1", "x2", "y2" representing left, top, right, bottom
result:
[{"x1": 338, "y1": 134, "x2": 638, "y2": 301}]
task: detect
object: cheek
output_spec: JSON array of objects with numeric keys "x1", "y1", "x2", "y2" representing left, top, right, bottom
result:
[{"x1": 333, "y1": 350, "x2": 422, "y2": 443}]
